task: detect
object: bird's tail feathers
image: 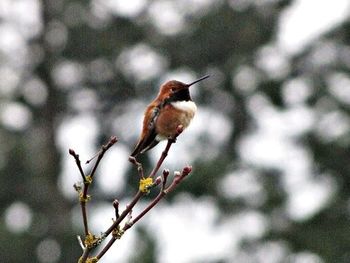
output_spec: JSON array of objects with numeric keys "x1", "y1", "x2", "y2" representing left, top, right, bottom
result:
[{"x1": 130, "y1": 139, "x2": 160, "y2": 157}]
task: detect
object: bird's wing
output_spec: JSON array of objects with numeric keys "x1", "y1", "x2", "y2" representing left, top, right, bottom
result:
[{"x1": 130, "y1": 104, "x2": 161, "y2": 157}]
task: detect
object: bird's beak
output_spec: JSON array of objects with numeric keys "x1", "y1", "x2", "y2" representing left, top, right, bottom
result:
[{"x1": 186, "y1": 75, "x2": 210, "y2": 87}]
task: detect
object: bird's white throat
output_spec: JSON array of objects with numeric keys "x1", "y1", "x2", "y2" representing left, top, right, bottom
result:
[{"x1": 171, "y1": 100, "x2": 197, "y2": 115}]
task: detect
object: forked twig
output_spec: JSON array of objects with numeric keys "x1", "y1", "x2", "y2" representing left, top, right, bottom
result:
[
  {"x1": 71, "y1": 126, "x2": 192, "y2": 262},
  {"x1": 70, "y1": 136, "x2": 118, "y2": 263}
]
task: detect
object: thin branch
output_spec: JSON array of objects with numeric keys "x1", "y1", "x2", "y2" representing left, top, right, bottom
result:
[
  {"x1": 97, "y1": 172, "x2": 168, "y2": 258},
  {"x1": 164, "y1": 166, "x2": 192, "y2": 193},
  {"x1": 128, "y1": 156, "x2": 145, "y2": 178},
  {"x1": 70, "y1": 136, "x2": 118, "y2": 263},
  {"x1": 83, "y1": 136, "x2": 118, "y2": 236},
  {"x1": 125, "y1": 166, "x2": 191, "y2": 231},
  {"x1": 69, "y1": 148, "x2": 90, "y2": 236},
  {"x1": 89, "y1": 136, "x2": 118, "y2": 178},
  {"x1": 103, "y1": 190, "x2": 144, "y2": 237},
  {"x1": 113, "y1": 199, "x2": 120, "y2": 219},
  {"x1": 95, "y1": 131, "x2": 186, "y2": 259},
  {"x1": 96, "y1": 236, "x2": 116, "y2": 260},
  {"x1": 73, "y1": 128, "x2": 192, "y2": 262},
  {"x1": 81, "y1": 198, "x2": 89, "y2": 236},
  {"x1": 69, "y1": 149, "x2": 86, "y2": 182},
  {"x1": 149, "y1": 125, "x2": 183, "y2": 178},
  {"x1": 77, "y1": 235, "x2": 85, "y2": 250},
  {"x1": 131, "y1": 169, "x2": 169, "y2": 228},
  {"x1": 94, "y1": 191, "x2": 143, "y2": 259},
  {"x1": 80, "y1": 248, "x2": 90, "y2": 263}
]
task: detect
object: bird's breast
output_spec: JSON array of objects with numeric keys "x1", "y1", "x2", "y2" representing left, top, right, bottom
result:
[
  {"x1": 171, "y1": 101, "x2": 197, "y2": 129},
  {"x1": 155, "y1": 100, "x2": 197, "y2": 139}
]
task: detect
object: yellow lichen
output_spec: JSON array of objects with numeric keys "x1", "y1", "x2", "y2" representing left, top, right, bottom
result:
[
  {"x1": 85, "y1": 175, "x2": 93, "y2": 184},
  {"x1": 84, "y1": 232, "x2": 98, "y2": 248},
  {"x1": 86, "y1": 257, "x2": 99, "y2": 263},
  {"x1": 139, "y1": 177, "x2": 153, "y2": 193},
  {"x1": 112, "y1": 227, "x2": 124, "y2": 239},
  {"x1": 79, "y1": 192, "x2": 91, "y2": 203}
]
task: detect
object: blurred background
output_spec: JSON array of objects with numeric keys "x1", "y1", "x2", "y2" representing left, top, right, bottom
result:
[{"x1": 1, "y1": 0, "x2": 350, "y2": 262}]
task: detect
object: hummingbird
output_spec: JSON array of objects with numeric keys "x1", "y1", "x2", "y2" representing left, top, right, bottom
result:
[{"x1": 130, "y1": 75, "x2": 210, "y2": 157}]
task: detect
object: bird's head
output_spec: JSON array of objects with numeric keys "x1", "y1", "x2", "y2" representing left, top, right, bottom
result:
[{"x1": 158, "y1": 75, "x2": 210, "y2": 100}]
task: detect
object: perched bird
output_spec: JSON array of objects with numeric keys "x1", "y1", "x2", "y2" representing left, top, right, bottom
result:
[{"x1": 131, "y1": 75, "x2": 210, "y2": 157}]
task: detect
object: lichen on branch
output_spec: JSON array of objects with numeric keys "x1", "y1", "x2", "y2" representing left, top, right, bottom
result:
[{"x1": 69, "y1": 128, "x2": 192, "y2": 262}]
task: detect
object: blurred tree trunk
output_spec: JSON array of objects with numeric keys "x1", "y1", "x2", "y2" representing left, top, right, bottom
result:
[{"x1": 30, "y1": 0, "x2": 78, "y2": 260}]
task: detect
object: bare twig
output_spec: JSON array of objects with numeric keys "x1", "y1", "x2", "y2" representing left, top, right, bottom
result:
[
  {"x1": 95, "y1": 167, "x2": 190, "y2": 260},
  {"x1": 95, "y1": 134, "x2": 185, "y2": 259},
  {"x1": 80, "y1": 248, "x2": 90, "y2": 263},
  {"x1": 70, "y1": 136, "x2": 118, "y2": 263},
  {"x1": 103, "y1": 190, "x2": 144, "y2": 237},
  {"x1": 113, "y1": 199, "x2": 120, "y2": 219},
  {"x1": 89, "y1": 136, "x2": 118, "y2": 178},
  {"x1": 84, "y1": 136, "x2": 118, "y2": 236},
  {"x1": 166, "y1": 166, "x2": 192, "y2": 191},
  {"x1": 69, "y1": 149, "x2": 86, "y2": 182},
  {"x1": 96, "y1": 236, "x2": 117, "y2": 260},
  {"x1": 72, "y1": 129, "x2": 193, "y2": 262},
  {"x1": 80, "y1": 198, "x2": 89, "y2": 236},
  {"x1": 128, "y1": 156, "x2": 145, "y2": 178},
  {"x1": 77, "y1": 235, "x2": 85, "y2": 250},
  {"x1": 149, "y1": 125, "x2": 183, "y2": 178},
  {"x1": 94, "y1": 191, "x2": 144, "y2": 259},
  {"x1": 124, "y1": 166, "x2": 191, "y2": 231}
]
